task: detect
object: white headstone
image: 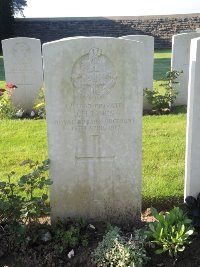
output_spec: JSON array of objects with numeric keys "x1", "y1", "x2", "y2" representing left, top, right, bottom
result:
[
  {"x1": 185, "y1": 37, "x2": 200, "y2": 199},
  {"x1": 2, "y1": 37, "x2": 43, "y2": 112},
  {"x1": 171, "y1": 32, "x2": 200, "y2": 106},
  {"x1": 120, "y1": 35, "x2": 154, "y2": 110},
  {"x1": 43, "y1": 37, "x2": 143, "y2": 224}
]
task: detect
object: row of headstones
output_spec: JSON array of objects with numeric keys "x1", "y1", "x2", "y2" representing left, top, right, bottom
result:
[
  {"x1": 43, "y1": 35, "x2": 200, "y2": 223},
  {"x1": 2, "y1": 35, "x2": 154, "y2": 112},
  {"x1": 3, "y1": 31, "x2": 200, "y2": 114},
  {"x1": 2, "y1": 35, "x2": 153, "y2": 224},
  {"x1": 2, "y1": 30, "x2": 200, "y2": 115},
  {"x1": 2, "y1": 34, "x2": 200, "y2": 224}
]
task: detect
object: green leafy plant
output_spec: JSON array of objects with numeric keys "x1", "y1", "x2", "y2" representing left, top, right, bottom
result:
[
  {"x1": 91, "y1": 225, "x2": 149, "y2": 267},
  {"x1": 0, "y1": 83, "x2": 16, "y2": 119},
  {"x1": 18, "y1": 159, "x2": 52, "y2": 223},
  {"x1": 0, "y1": 159, "x2": 52, "y2": 226},
  {"x1": 144, "y1": 69, "x2": 183, "y2": 113},
  {"x1": 146, "y1": 207, "x2": 194, "y2": 259},
  {"x1": 33, "y1": 87, "x2": 46, "y2": 119},
  {"x1": 52, "y1": 218, "x2": 89, "y2": 254}
]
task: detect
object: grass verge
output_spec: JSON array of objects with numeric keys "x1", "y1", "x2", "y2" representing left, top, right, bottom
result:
[
  {"x1": 154, "y1": 49, "x2": 171, "y2": 80},
  {"x1": 0, "y1": 115, "x2": 186, "y2": 209},
  {"x1": 142, "y1": 113, "x2": 186, "y2": 209},
  {"x1": 0, "y1": 119, "x2": 48, "y2": 178}
]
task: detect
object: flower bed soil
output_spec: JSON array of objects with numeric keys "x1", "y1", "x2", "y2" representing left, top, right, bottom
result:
[{"x1": 0, "y1": 209, "x2": 200, "y2": 267}]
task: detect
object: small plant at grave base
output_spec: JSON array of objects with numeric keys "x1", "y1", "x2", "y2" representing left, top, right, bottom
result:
[
  {"x1": 185, "y1": 193, "x2": 200, "y2": 227},
  {"x1": 52, "y1": 218, "x2": 89, "y2": 255},
  {"x1": 0, "y1": 83, "x2": 17, "y2": 119},
  {"x1": 91, "y1": 225, "x2": 149, "y2": 267},
  {"x1": 144, "y1": 69, "x2": 183, "y2": 113},
  {"x1": 18, "y1": 159, "x2": 52, "y2": 223},
  {"x1": 33, "y1": 87, "x2": 46, "y2": 119},
  {"x1": 146, "y1": 207, "x2": 194, "y2": 260},
  {"x1": 0, "y1": 159, "x2": 52, "y2": 229}
]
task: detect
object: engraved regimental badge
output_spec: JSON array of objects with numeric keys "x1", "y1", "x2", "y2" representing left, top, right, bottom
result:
[{"x1": 71, "y1": 48, "x2": 117, "y2": 97}]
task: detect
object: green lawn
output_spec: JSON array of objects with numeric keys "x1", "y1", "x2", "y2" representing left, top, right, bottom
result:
[
  {"x1": 0, "y1": 113, "x2": 186, "y2": 209},
  {"x1": 1, "y1": 49, "x2": 187, "y2": 210},
  {"x1": 142, "y1": 113, "x2": 186, "y2": 209},
  {"x1": 0, "y1": 120, "x2": 48, "y2": 178},
  {"x1": 154, "y1": 50, "x2": 171, "y2": 80}
]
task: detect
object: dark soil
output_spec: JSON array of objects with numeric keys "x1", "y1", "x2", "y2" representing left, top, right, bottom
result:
[{"x1": 1, "y1": 210, "x2": 200, "y2": 267}]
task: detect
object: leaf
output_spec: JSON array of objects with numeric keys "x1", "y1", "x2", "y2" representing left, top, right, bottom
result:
[
  {"x1": 178, "y1": 246, "x2": 185, "y2": 252},
  {"x1": 42, "y1": 159, "x2": 50, "y2": 165},
  {"x1": 185, "y1": 229, "x2": 194, "y2": 236},
  {"x1": 19, "y1": 175, "x2": 28, "y2": 185},
  {"x1": 0, "y1": 182, "x2": 7, "y2": 188},
  {"x1": 149, "y1": 223, "x2": 155, "y2": 232},
  {"x1": 184, "y1": 218, "x2": 192, "y2": 224},
  {"x1": 44, "y1": 207, "x2": 51, "y2": 214},
  {"x1": 18, "y1": 181, "x2": 25, "y2": 187},
  {"x1": 44, "y1": 179, "x2": 53, "y2": 185},
  {"x1": 20, "y1": 159, "x2": 35, "y2": 166},
  {"x1": 42, "y1": 194, "x2": 48, "y2": 201},
  {"x1": 151, "y1": 207, "x2": 159, "y2": 218},
  {"x1": 35, "y1": 103, "x2": 44, "y2": 109},
  {"x1": 155, "y1": 249, "x2": 164, "y2": 254}
]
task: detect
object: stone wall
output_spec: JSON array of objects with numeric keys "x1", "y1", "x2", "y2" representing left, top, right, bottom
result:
[{"x1": 14, "y1": 13, "x2": 200, "y2": 49}]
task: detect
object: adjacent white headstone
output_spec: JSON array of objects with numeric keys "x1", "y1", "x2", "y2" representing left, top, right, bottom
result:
[
  {"x1": 2, "y1": 37, "x2": 43, "y2": 112},
  {"x1": 185, "y1": 37, "x2": 200, "y2": 199},
  {"x1": 43, "y1": 37, "x2": 143, "y2": 224},
  {"x1": 120, "y1": 35, "x2": 154, "y2": 110},
  {"x1": 171, "y1": 32, "x2": 200, "y2": 106}
]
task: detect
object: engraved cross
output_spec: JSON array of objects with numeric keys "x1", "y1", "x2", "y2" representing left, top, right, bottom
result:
[{"x1": 75, "y1": 135, "x2": 115, "y2": 162}]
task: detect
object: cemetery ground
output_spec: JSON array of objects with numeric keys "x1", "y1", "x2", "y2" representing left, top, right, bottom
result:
[{"x1": 1, "y1": 49, "x2": 200, "y2": 266}]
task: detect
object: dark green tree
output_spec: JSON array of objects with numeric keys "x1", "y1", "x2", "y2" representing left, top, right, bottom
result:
[
  {"x1": 0, "y1": 0, "x2": 15, "y2": 51},
  {"x1": 13, "y1": 0, "x2": 27, "y2": 16}
]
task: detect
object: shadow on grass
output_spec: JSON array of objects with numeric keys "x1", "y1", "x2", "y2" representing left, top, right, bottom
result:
[
  {"x1": 143, "y1": 105, "x2": 187, "y2": 116},
  {"x1": 142, "y1": 195, "x2": 184, "y2": 211},
  {"x1": 171, "y1": 105, "x2": 187, "y2": 114},
  {"x1": 0, "y1": 57, "x2": 5, "y2": 80},
  {"x1": 154, "y1": 58, "x2": 171, "y2": 80},
  {"x1": 154, "y1": 49, "x2": 171, "y2": 54}
]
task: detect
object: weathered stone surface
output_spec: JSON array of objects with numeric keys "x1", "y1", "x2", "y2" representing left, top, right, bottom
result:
[
  {"x1": 2, "y1": 37, "x2": 43, "y2": 112},
  {"x1": 43, "y1": 37, "x2": 143, "y2": 224},
  {"x1": 171, "y1": 32, "x2": 200, "y2": 106},
  {"x1": 185, "y1": 37, "x2": 200, "y2": 199},
  {"x1": 121, "y1": 35, "x2": 154, "y2": 110}
]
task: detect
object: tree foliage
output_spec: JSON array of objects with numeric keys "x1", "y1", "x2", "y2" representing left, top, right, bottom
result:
[
  {"x1": 0, "y1": 0, "x2": 27, "y2": 51},
  {"x1": 0, "y1": 0, "x2": 15, "y2": 50},
  {"x1": 13, "y1": 0, "x2": 27, "y2": 16}
]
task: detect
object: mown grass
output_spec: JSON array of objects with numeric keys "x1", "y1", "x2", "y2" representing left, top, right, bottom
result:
[
  {"x1": 154, "y1": 49, "x2": 171, "y2": 80},
  {"x1": 0, "y1": 120, "x2": 48, "y2": 178},
  {"x1": 1, "y1": 49, "x2": 187, "y2": 209},
  {"x1": 142, "y1": 113, "x2": 186, "y2": 209},
  {"x1": 0, "y1": 113, "x2": 186, "y2": 209}
]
